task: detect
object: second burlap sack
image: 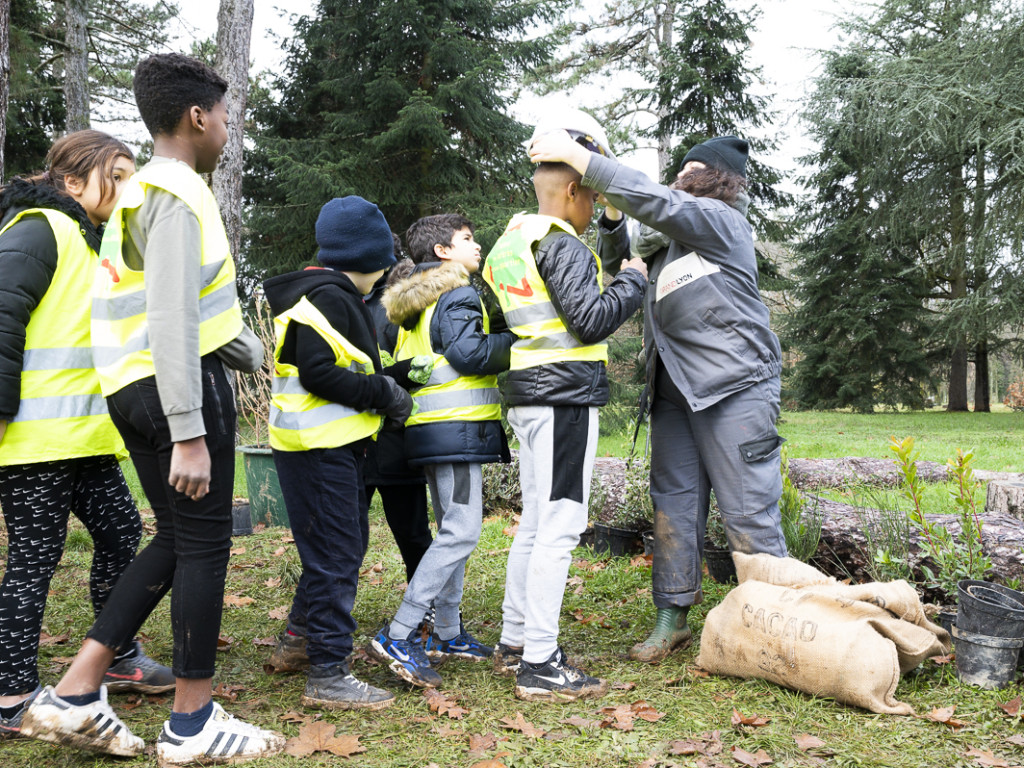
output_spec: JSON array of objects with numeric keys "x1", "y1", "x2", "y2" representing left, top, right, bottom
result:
[{"x1": 695, "y1": 553, "x2": 951, "y2": 715}]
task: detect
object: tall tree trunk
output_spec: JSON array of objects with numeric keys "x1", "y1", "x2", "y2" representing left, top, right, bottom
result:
[
  {"x1": 64, "y1": 0, "x2": 89, "y2": 130},
  {"x1": 0, "y1": 0, "x2": 9, "y2": 181},
  {"x1": 212, "y1": 0, "x2": 253, "y2": 261},
  {"x1": 948, "y1": 342, "x2": 969, "y2": 411},
  {"x1": 654, "y1": 1, "x2": 675, "y2": 178},
  {"x1": 974, "y1": 338, "x2": 990, "y2": 412}
]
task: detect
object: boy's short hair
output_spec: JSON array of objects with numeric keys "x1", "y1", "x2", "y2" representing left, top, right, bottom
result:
[
  {"x1": 405, "y1": 214, "x2": 474, "y2": 264},
  {"x1": 133, "y1": 53, "x2": 228, "y2": 138}
]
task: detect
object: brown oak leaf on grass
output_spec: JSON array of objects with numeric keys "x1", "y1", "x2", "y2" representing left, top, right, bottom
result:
[
  {"x1": 279, "y1": 710, "x2": 317, "y2": 725},
  {"x1": 732, "y1": 746, "x2": 773, "y2": 766},
  {"x1": 469, "y1": 756, "x2": 510, "y2": 768},
  {"x1": 999, "y1": 696, "x2": 1022, "y2": 718},
  {"x1": 467, "y1": 732, "x2": 499, "y2": 756},
  {"x1": 212, "y1": 683, "x2": 245, "y2": 701},
  {"x1": 926, "y1": 705, "x2": 968, "y2": 730},
  {"x1": 285, "y1": 722, "x2": 366, "y2": 758},
  {"x1": 229, "y1": 546, "x2": 246, "y2": 556},
  {"x1": 561, "y1": 715, "x2": 601, "y2": 730},
  {"x1": 216, "y1": 635, "x2": 234, "y2": 651},
  {"x1": 253, "y1": 636, "x2": 277, "y2": 647},
  {"x1": 263, "y1": 576, "x2": 281, "y2": 588},
  {"x1": 1007, "y1": 735, "x2": 1024, "y2": 746},
  {"x1": 965, "y1": 748, "x2": 1012, "y2": 767},
  {"x1": 731, "y1": 708, "x2": 770, "y2": 728},
  {"x1": 794, "y1": 733, "x2": 829, "y2": 752},
  {"x1": 668, "y1": 730, "x2": 723, "y2": 757},
  {"x1": 272, "y1": 546, "x2": 287, "y2": 557},
  {"x1": 223, "y1": 594, "x2": 255, "y2": 607},
  {"x1": 929, "y1": 653, "x2": 954, "y2": 665},
  {"x1": 424, "y1": 689, "x2": 470, "y2": 720},
  {"x1": 39, "y1": 631, "x2": 70, "y2": 646},
  {"x1": 268, "y1": 605, "x2": 289, "y2": 621},
  {"x1": 498, "y1": 712, "x2": 546, "y2": 739}
]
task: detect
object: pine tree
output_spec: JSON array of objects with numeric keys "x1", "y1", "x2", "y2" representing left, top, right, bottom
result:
[{"x1": 245, "y1": 0, "x2": 566, "y2": 279}]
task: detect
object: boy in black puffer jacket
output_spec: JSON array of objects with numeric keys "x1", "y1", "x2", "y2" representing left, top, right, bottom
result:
[{"x1": 367, "y1": 214, "x2": 513, "y2": 690}]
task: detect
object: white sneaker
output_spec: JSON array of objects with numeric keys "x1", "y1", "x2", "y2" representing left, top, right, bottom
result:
[
  {"x1": 156, "y1": 701, "x2": 285, "y2": 766},
  {"x1": 19, "y1": 684, "x2": 143, "y2": 756}
]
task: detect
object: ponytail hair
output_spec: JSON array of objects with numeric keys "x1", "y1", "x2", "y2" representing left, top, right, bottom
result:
[{"x1": 15, "y1": 129, "x2": 134, "y2": 205}]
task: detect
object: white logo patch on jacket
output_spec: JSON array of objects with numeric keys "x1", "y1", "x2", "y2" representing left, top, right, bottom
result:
[{"x1": 656, "y1": 251, "x2": 720, "y2": 301}]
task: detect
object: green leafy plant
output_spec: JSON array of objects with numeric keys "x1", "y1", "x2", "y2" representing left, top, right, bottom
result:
[
  {"x1": 588, "y1": 472, "x2": 609, "y2": 521},
  {"x1": 481, "y1": 452, "x2": 522, "y2": 517},
  {"x1": 611, "y1": 456, "x2": 653, "y2": 531},
  {"x1": 855, "y1": 489, "x2": 915, "y2": 583},
  {"x1": 236, "y1": 298, "x2": 275, "y2": 447},
  {"x1": 704, "y1": 493, "x2": 728, "y2": 549},
  {"x1": 779, "y1": 445, "x2": 822, "y2": 562},
  {"x1": 889, "y1": 435, "x2": 992, "y2": 600}
]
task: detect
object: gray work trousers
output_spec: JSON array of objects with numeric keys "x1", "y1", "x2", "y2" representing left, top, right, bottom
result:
[{"x1": 649, "y1": 365, "x2": 787, "y2": 608}]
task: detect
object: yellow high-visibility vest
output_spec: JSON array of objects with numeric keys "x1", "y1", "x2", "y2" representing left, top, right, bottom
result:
[
  {"x1": 268, "y1": 296, "x2": 382, "y2": 451},
  {"x1": 91, "y1": 161, "x2": 244, "y2": 396},
  {"x1": 0, "y1": 208, "x2": 125, "y2": 465},
  {"x1": 483, "y1": 213, "x2": 607, "y2": 371},
  {"x1": 395, "y1": 293, "x2": 500, "y2": 427}
]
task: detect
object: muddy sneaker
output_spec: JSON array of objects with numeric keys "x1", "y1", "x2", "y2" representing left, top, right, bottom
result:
[
  {"x1": 367, "y1": 624, "x2": 442, "y2": 688},
  {"x1": 492, "y1": 643, "x2": 524, "y2": 677},
  {"x1": 0, "y1": 685, "x2": 42, "y2": 740},
  {"x1": 103, "y1": 640, "x2": 176, "y2": 694},
  {"x1": 514, "y1": 648, "x2": 608, "y2": 703},
  {"x1": 263, "y1": 631, "x2": 309, "y2": 674},
  {"x1": 300, "y1": 664, "x2": 394, "y2": 711},
  {"x1": 423, "y1": 626, "x2": 493, "y2": 662},
  {"x1": 20, "y1": 685, "x2": 143, "y2": 756},
  {"x1": 156, "y1": 701, "x2": 285, "y2": 765}
]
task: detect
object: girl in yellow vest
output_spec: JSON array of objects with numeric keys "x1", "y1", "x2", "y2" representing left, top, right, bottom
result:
[{"x1": 0, "y1": 130, "x2": 175, "y2": 738}]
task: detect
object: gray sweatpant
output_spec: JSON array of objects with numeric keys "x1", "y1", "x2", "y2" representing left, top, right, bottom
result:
[
  {"x1": 649, "y1": 365, "x2": 787, "y2": 609},
  {"x1": 500, "y1": 405, "x2": 598, "y2": 664},
  {"x1": 392, "y1": 463, "x2": 482, "y2": 638}
]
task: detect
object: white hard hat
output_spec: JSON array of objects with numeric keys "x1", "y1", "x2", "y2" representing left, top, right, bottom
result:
[{"x1": 527, "y1": 107, "x2": 614, "y2": 159}]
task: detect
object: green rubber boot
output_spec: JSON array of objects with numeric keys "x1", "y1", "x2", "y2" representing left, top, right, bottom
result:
[{"x1": 629, "y1": 607, "x2": 692, "y2": 663}]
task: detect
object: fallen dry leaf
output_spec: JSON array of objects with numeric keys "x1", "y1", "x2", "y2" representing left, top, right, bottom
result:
[
  {"x1": 285, "y1": 722, "x2": 366, "y2": 758},
  {"x1": 264, "y1": 576, "x2": 282, "y2": 588},
  {"x1": 612, "y1": 681, "x2": 637, "y2": 691},
  {"x1": 212, "y1": 683, "x2": 245, "y2": 701},
  {"x1": 502, "y1": 524, "x2": 519, "y2": 537},
  {"x1": 424, "y1": 689, "x2": 469, "y2": 720},
  {"x1": 795, "y1": 733, "x2": 828, "y2": 752},
  {"x1": 279, "y1": 710, "x2": 315, "y2": 724},
  {"x1": 669, "y1": 739, "x2": 704, "y2": 755},
  {"x1": 469, "y1": 759, "x2": 507, "y2": 768},
  {"x1": 965, "y1": 748, "x2": 1011, "y2": 767},
  {"x1": 272, "y1": 546, "x2": 287, "y2": 556},
  {"x1": 431, "y1": 724, "x2": 461, "y2": 737},
  {"x1": 39, "y1": 631, "x2": 70, "y2": 646},
  {"x1": 598, "y1": 704, "x2": 636, "y2": 731},
  {"x1": 498, "y1": 712, "x2": 546, "y2": 739},
  {"x1": 632, "y1": 700, "x2": 666, "y2": 723},
  {"x1": 360, "y1": 561, "x2": 384, "y2": 576},
  {"x1": 223, "y1": 594, "x2": 255, "y2": 607},
  {"x1": 689, "y1": 667, "x2": 710, "y2": 678},
  {"x1": 229, "y1": 546, "x2": 246, "y2": 555},
  {"x1": 268, "y1": 606, "x2": 289, "y2": 621},
  {"x1": 731, "y1": 708, "x2": 770, "y2": 728},
  {"x1": 279, "y1": 535, "x2": 295, "y2": 543},
  {"x1": 929, "y1": 653, "x2": 954, "y2": 665},
  {"x1": 732, "y1": 746, "x2": 773, "y2": 766},
  {"x1": 999, "y1": 697, "x2": 1022, "y2": 718},
  {"x1": 253, "y1": 636, "x2": 277, "y2": 647},
  {"x1": 926, "y1": 705, "x2": 968, "y2": 730},
  {"x1": 1005, "y1": 734, "x2": 1024, "y2": 746},
  {"x1": 561, "y1": 715, "x2": 600, "y2": 730},
  {"x1": 467, "y1": 732, "x2": 499, "y2": 756},
  {"x1": 216, "y1": 635, "x2": 234, "y2": 650}
]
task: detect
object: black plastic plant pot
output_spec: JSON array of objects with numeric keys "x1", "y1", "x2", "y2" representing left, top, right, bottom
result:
[
  {"x1": 704, "y1": 546, "x2": 737, "y2": 584},
  {"x1": 953, "y1": 625, "x2": 1024, "y2": 689},
  {"x1": 590, "y1": 522, "x2": 644, "y2": 557},
  {"x1": 956, "y1": 579, "x2": 1024, "y2": 639}
]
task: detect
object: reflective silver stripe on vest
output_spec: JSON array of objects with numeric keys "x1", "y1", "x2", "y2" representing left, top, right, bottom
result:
[
  {"x1": 93, "y1": 283, "x2": 240, "y2": 368},
  {"x1": 513, "y1": 331, "x2": 583, "y2": 351},
  {"x1": 413, "y1": 388, "x2": 500, "y2": 414},
  {"x1": 268, "y1": 402, "x2": 364, "y2": 431},
  {"x1": 11, "y1": 393, "x2": 108, "y2": 422},
  {"x1": 503, "y1": 301, "x2": 560, "y2": 328},
  {"x1": 93, "y1": 278, "x2": 238, "y2": 325},
  {"x1": 423, "y1": 365, "x2": 461, "y2": 387},
  {"x1": 22, "y1": 347, "x2": 95, "y2": 371},
  {"x1": 271, "y1": 361, "x2": 367, "y2": 397}
]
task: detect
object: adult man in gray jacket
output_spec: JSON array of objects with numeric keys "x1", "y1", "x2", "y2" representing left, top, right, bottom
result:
[{"x1": 528, "y1": 132, "x2": 788, "y2": 663}]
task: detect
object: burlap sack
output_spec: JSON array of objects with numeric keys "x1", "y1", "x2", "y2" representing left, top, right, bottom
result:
[{"x1": 696, "y1": 555, "x2": 951, "y2": 714}]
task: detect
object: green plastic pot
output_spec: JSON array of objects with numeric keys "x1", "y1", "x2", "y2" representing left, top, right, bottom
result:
[{"x1": 237, "y1": 445, "x2": 289, "y2": 528}]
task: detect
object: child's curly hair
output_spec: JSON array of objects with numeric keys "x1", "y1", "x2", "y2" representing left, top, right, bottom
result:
[
  {"x1": 133, "y1": 53, "x2": 228, "y2": 137},
  {"x1": 670, "y1": 165, "x2": 747, "y2": 207}
]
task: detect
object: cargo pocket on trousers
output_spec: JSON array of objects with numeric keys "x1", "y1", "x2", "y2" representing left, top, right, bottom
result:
[{"x1": 738, "y1": 434, "x2": 785, "y2": 464}]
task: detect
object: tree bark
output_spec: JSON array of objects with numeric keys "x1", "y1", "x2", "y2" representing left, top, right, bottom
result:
[
  {"x1": 973, "y1": 338, "x2": 990, "y2": 412},
  {"x1": 948, "y1": 342, "x2": 969, "y2": 411},
  {"x1": 212, "y1": 0, "x2": 253, "y2": 262},
  {"x1": 64, "y1": 0, "x2": 90, "y2": 131},
  {"x1": 0, "y1": 0, "x2": 10, "y2": 181}
]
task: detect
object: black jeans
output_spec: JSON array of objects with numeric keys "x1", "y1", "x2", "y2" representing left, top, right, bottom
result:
[
  {"x1": 87, "y1": 356, "x2": 236, "y2": 679},
  {"x1": 0, "y1": 456, "x2": 140, "y2": 695},
  {"x1": 367, "y1": 483, "x2": 432, "y2": 582},
  {"x1": 274, "y1": 445, "x2": 368, "y2": 667}
]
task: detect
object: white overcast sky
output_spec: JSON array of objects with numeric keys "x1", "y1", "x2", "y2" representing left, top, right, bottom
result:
[{"x1": 167, "y1": 0, "x2": 857, "y2": 181}]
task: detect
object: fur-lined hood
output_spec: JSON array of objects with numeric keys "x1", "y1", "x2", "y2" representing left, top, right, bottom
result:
[
  {"x1": 0, "y1": 178, "x2": 102, "y2": 251},
  {"x1": 382, "y1": 260, "x2": 471, "y2": 329}
]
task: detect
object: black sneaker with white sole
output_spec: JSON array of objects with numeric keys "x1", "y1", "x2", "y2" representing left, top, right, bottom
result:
[{"x1": 513, "y1": 647, "x2": 608, "y2": 703}]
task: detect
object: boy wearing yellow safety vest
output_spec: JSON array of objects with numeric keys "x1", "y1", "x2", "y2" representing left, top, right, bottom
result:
[
  {"x1": 20, "y1": 54, "x2": 285, "y2": 764},
  {"x1": 368, "y1": 214, "x2": 512, "y2": 689},
  {"x1": 482, "y1": 110, "x2": 647, "y2": 702},
  {"x1": 263, "y1": 196, "x2": 423, "y2": 711}
]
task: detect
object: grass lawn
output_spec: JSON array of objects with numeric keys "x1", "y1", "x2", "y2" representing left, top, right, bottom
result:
[{"x1": 4, "y1": 408, "x2": 1024, "y2": 767}]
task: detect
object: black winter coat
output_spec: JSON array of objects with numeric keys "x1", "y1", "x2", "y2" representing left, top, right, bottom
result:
[
  {"x1": 495, "y1": 225, "x2": 646, "y2": 407},
  {"x1": 0, "y1": 180, "x2": 103, "y2": 421},
  {"x1": 382, "y1": 260, "x2": 512, "y2": 467}
]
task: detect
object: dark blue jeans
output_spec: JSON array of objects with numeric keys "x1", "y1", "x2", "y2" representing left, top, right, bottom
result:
[
  {"x1": 273, "y1": 444, "x2": 369, "y2": 667},
  {"x1": 87, "y1": 355, "x2": 236, "y2": 678}
]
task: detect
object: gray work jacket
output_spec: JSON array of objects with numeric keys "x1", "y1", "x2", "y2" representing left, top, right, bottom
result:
[{"x1": 584, "y1": 154, "x2": 781, "y2": 412}]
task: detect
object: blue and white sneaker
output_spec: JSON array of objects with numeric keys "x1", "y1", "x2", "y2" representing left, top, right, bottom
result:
[
  {"x1": 367, "y1": 624, "x2": 442, "y2": 688},
  {"x1": 422, "y1": 626, "x2": 494, "y2": 662}
]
